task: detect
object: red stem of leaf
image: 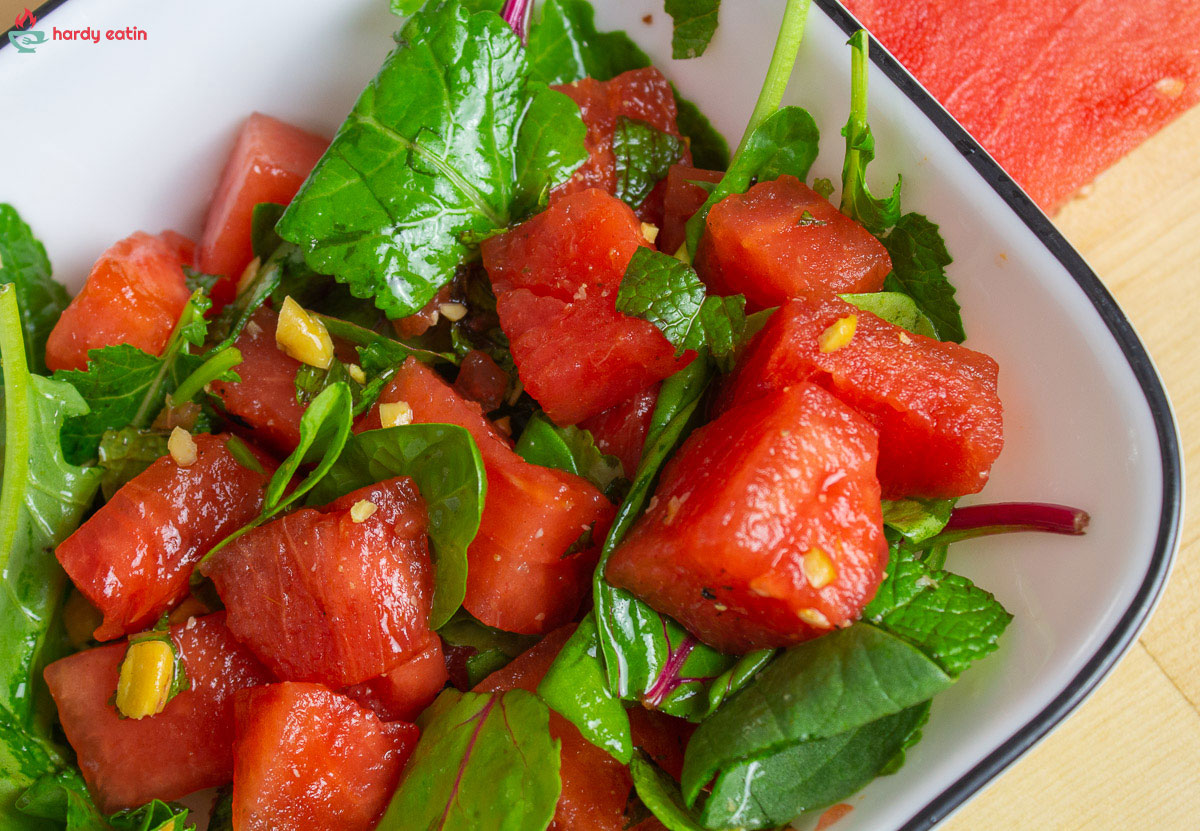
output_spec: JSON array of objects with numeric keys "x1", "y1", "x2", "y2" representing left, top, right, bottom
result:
[
  {"x1": 939, "y1": 502, "x2": 1090, "y2": 541},
  {"x1": 501, "y1": 0, "x2": 532, "y2": 42}
]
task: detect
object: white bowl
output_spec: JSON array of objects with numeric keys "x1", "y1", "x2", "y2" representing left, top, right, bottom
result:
[{"x1": 0, "y1": 1, "x2": 1183, "y2": 828}]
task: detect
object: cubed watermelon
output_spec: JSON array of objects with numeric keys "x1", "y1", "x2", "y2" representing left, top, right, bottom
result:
[
  {"x1": 344, "y1": 633, "x2": 448, "y2": 723},
  {"x1": 482, "y1": 188, "x2": 692, "y2": 425},
  {"x1": 232, "y1": 682, "x2": 418, "y2": 831},
  {"x1": 578, "y1": 383, "x2": 659, "y2": 479},
  {"x1": 658, "y1": 164, "x2": 723, "y2": 256},
  {"x1": 198, "y1": 113, "x2": 329, "y2": 305},
  {"x1": 43, "y1": 613, "x2": 272, "y2": 813},
  {"x1": 209, "y1": 307, "x2": 306, "y2": 456},
  {"x1": 719, "y1": 295, "x2": 1004, "y2": 498},
  {"x1": 45, "y1": 231, "x2": 195, "y2": 372},
  {"x1": 201, "y1": 477, "x2": 435, "y2": 687},
  {"x1": 56, "y1": 433, "x2": 274, "y2": 641},
  {"x1": 606, "y1": 383, "x2": 888, "y2": 654},
  {"x1": 694, "y1": 175, "x2": 892, "y2": 310},
  {"x1": 454, "y1": 349, "x2": 508, "y2": 412},
  {"x1": 359, "y1": 358, "x2": 615, "y2": 634}
]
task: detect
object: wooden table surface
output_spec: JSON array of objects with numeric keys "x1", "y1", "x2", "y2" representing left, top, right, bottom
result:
[{"x1": 4, "y1": 0, "x2": 1198, "y2": 826}]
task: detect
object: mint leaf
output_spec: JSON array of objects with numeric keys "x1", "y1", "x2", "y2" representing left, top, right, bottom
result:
[
  {"x1": 612, "y1": 117, "x2": 686, "y2": 210},
  {"x1": 839, "y1": 30, "x2": 902, "y2": 236},
  {"x1": 665, "y1": 0, "x2": 721, "y2": 59},
  {"x1": 306, "y1": 424, "x2": 485, "y2": 628},
  {"x1": 0, "y1": 285, "x2": 103, "y2": 827},
  {"x1": 278, "y1": 2, "x2": 587, "y2": 319},
  {"x1": 18, "y1": 768, "x2": 193, "y2": 831},
  {"x1": 841, "y1": 290, "x2": 937, "y2": 338},
  {"x1": 97, "y1": 427, "x2": 170, "y2": 500},
  {"x1": 881, "y1": 213, "x2": 964, "y2": 343},
  {"x1": 616, "y1": 247, "x2": 746, "y2": 366},
  {"x1": 377, "y1": 689, "x2": 561, "y2": 831},
  {"x1": 683, "y1": 106, "x2": 820, "y2": 257},
  {"x1": 515, "y1": 413, "x2": 625, "y2": 497},
  {"x1": 0, "y1": 205, "x2": 69, "y2": 376},
  {"x1": 880, "y1": 497, "x2": 956, "y2": 543},
  {"x1": 54, "y1": 291, "x2": 212, "y2": 464}
]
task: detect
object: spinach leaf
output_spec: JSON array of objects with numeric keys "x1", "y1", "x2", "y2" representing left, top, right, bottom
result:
[
  {"x1": 683, "y1": 106, "x2": 820, "y2": 258},
  {"x1": 699, "y1": 703, "x2": 931, "y2": 829},
  {"x1": 54, "y1": 291, "x2": 214, "y2": 464},
  {"x1": 0, "y1": 205, "x2": 69, "y2": 376},
  {"x1": 306, "y1": 424, "x2": 486, "y2": 629},
  {"x1": 880, "y1": 497, "x2": 956, "y2": 543},
  {"x1": 665, "y1": 0, "x2": 720, "y2": 60},
  {"x1": 616, "y1": 248, "x2": 745, "y2": 368},
  {"x1": 439, "y1": 609, "x2": 538, "y2": 688},
  {"x1": 196, "y1": 382, "x2": 354, "y2": 573},
  {"x1": 864, "y1": 541, "x2": 1012, "y2": 677},
  {"x1": 278, "y1": 1, "x2": 587, "y2": 320},
  {"x1": 515, "y1": 413, "x2": 624, "y2": 497},
  {"x1": 536, "y1": 612, "x2": 632, "y2": 762},
  {"x1": 612, "y1": 118, "x2": 686, "y2": 210},
  {"x1": 0, "y1": 285, "x2": 103, "y2": 827},
  {"x1": 840, "y1": 291, "x2": 937, "y2": 338},
  {"x1": 679, "y1": 625, "x2": 952, "y2": 804},
  {"x1": 378, "y1": 689, "x2": 561, "y2": 831},
  {"x1": 839, "y1": 30, "x2": 902, "y2": 237},
  {"x1": 249, "y1": 202, "x2": 286, "y2": 261},
  {"x1": 97, "y1": 428, "x2": 169, "y2": 500},
  {"x1": 881, "y1": 213, "x2": 964, "y2": 343},
  {"x1": 629, "y1": 751, "x2": 706, "y2": 831}
]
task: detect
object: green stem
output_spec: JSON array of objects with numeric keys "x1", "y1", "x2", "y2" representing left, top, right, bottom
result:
[
  {"x1": 839, "y1": 30, "x2": 869, "y2": 214},
  {"x1": 0, "y1": 285, "x2": 31, "y2": 570},
  {"x1": 732, "y1": 0, "x2": 812, "y2": 159},
  {"x1": 170, "y1": 347, "x2": 243, "y2": 406}
]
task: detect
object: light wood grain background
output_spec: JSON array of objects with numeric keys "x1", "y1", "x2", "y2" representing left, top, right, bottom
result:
[{"x1": 4, "y1": 0, "x2": 1198, "y2": 827}]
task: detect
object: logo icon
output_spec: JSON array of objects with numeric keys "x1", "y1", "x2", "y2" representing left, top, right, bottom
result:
[{"x1": 9, "y1": 8, "x2": 46, "y2": 53}]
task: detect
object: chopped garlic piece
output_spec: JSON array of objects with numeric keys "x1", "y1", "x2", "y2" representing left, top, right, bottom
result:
[
  {"x1": 380, "y1": 401, "x2": 414, "y2": 428},
  {"x1": 347, "y1": 363, "x2": 367, "y2": 385},
  {"x1": 797, "y1": 607, "x2": 832, "y2": 628},
  {"x1": 818, "y1": 315, "x2": 857, "y2": 353},
  {"x1": 640, "y1": 222, "x2": 660, "y2": 244},
  {"x1": 168, "y1": 427, "x2": 197, "y2": 467},
  {"x1": 802, "y1": 547, "x2": 837, "y2": 589},
  {"x1": 350, "y1": 500, "x2": 378, "y2": 523},
  {"x1": 898, "y1": 331, "x2": 913, "y2": 345},
  {"x1": 438, "y1": 302, "x2": 468, "y2": 322},
  {"x1": 236, "y1": 256, "x2": 262, "y2": 297},
  {"x1": 276, "y1": 296, "x2": 334, "y2": 369}
]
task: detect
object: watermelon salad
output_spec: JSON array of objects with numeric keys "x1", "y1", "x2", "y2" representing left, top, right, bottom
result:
[{"x1": 0, "y1": 1, "x2": 1091, "y2": 829}]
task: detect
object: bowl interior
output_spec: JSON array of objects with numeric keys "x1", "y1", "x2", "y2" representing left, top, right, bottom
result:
[{"x1": 0, "y1": 1, "x2": 1179, "y2": 829}]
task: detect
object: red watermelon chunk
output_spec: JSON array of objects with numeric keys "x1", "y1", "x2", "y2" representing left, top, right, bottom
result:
[
  {"x1": 45, "y1": 231, "x2": 195, "y2": 372},
  {"x1": 659, "y1": 164, "x2": 724, "y2": 256},
  {"x1": 579, "y1": 383, "x2": 659, "y2": 478},
  {"x1": 56, "y1": 433, "x2": 274, "y2": 641},
  {"x1": 232, "y1": 682, "x2": 418, "y2": 831},
  {"x1": 843, "y1": 0, "x2": 1200, "y2": 211},
  {"x1": 482, "y1": 188, "x2": 692, "y2": 425},
  {"x1": 552, "y1": 67, "x2": 690, "y2": 219},
  {"x1": 43, "y1": 613, "x2": 272, "y2": 813},
  {"x1": 475, "y1": 626, "x2": 691, "y2": 831},
  {"x1": 201, "y1": 477, "x2": 435, "y2": 687},
  {"x1": 606, "y1": 383, "x2": 888, "y2": 654},
  {"x1": 359, "y1": 358, "x2": 615, "y2": 634},
  {"x1": 209, "y1": 307, "x2": 306, "y2": 456},
  {"x1": 719, "y1": 295, "x2": 1004, "y2": 498},
  {"x1": 198, "y1": 113, "x2": 329, "y2": 305},
  {"x1": 695, "y1": 175, "x2": 892, "y2": 310},
  {"x1": 344, "y1": 633, "x2": 448, "y2": 723}
]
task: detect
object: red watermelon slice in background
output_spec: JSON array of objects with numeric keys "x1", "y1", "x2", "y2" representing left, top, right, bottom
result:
[{"x1": 842, "y1": 0, "x2": 1200, "y2": 211}]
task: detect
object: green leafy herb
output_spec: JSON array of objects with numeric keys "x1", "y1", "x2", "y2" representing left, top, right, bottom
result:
[
  {"x1": 812, "y1": 176, "x2": 835, "y2": 199},
  {"x1": 108, "y1": 800, "x2": 193, "y2": 831},
  {"x1": 881, "y1": 213, "x2": 964, "y2": 343},
  {"x1": 97, "y1": 428, "x2": 169, "y2": 500},
  {"x1": 223, "y1": 436, "x2": 265, "y2": 475},
  {"x1": 841, "y1": 291, "x2": 937, "y2": 338},
  {"x1": 672, "y1": 91, "x2": 730, "y2": 171},
  {"x1": 629, "y1": 751, "x2": 706, "y2": 831},
  {"x1": 306, "y1": 424, "x2": 486, "y2": 629},
  {"x1": 880, "y1": 497, "x2": 956, "y2": 543},
  {"x1": 17, "y1": 768, "x2": 193, "y2": 831},
  {"x1": 515, "y1": 414, "x2": 625, "y2": 497},
  {"x1": 207, "y1": 788, "x2": 233, "y2": 831},
  {"x1": 249, "y1": 202, "x2": 287, "y2": 261},
  {"x1": 665, "y1": 0, "x2": 721, "y2": 60},
  {"x1": 278, "y1": 1, "x2": 588, "y2": 319},
  {"x1": 616, "y1": 248, "x2": 746, "y2": 367},
  {"x1": 438, "y1": 610, "x2": 538, "y2": 688},
  {"x1": 54, "y1": 291, "x2": 214, "y2": 464},
  {"x1": 680, "y1": 625, "x2": 953, "y2": 805},
  {"x1": 864, "y1": 541, "x2": 1012, "y2": 677},
  {"x1": 839, "y1": 30, "x2": 902, "y2": 236},
  {"x1": 0, "y1": 284, "x2": 103, "y2": 827},
  {"x1": 377, "y1": 689, "x2": 561, "y2": 831},
  {"x1": 0, "y1": 205, "x2": 69, "y2": 376},
  {"x1": 612, "y1": 118, "x2": 686, "y2": 210},
  {"x1": 537, "y1": 613, "x2": 632, "y2": 762},
  {"x1": 683, "y1": 106, "x2": 820, "y2": 258},
  {"x1": 294, "y1": 359, "x2": 360, "y2": 408}
]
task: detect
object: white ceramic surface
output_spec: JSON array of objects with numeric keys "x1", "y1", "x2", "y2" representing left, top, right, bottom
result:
[{"x1": 0, "y1": 1, "x2": 1182, "y2": 829}]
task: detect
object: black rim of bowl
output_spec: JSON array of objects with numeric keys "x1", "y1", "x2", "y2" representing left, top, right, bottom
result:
[{"x1": 2, "y1": 2, "x2": 1185, "y2": 829}]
